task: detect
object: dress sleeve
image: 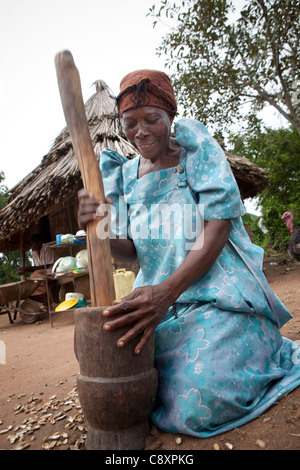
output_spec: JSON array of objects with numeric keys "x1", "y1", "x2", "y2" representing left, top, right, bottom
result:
[
  {"x1": 175, "y1": 118, "x2": 245, "y2": 221},
  {"x1": 100, "y1": 148, "x2": 129, "y2": 238}
]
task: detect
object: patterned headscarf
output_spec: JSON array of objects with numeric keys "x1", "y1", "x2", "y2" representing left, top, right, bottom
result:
[{"x1": 116, "y1": 69, "x2": 177, "y2": 119}]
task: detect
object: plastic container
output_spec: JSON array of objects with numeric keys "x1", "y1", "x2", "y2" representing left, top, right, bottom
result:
[
  {"x1": 65, "y1": 292, "x2": 84, "y2": 301},
  {"x1": 61, "y1": 234, "x2": 74, "y2": 244},
  {"x1": 76, "y1": 250, "x2": 88, "y2": 268},
  {"x1": 56, "y1": 256, "x2": 76, "y2": 273},
  {"x1": 113, "y1": 269, "x2": 136, "y2": 300},
  {"x1": 56, "y1": 234, "x2": 63, "y2": 245}
]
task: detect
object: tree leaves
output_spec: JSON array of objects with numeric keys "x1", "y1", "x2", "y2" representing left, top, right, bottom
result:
[
  {"x1": 228, "y1": 120, "x2": 300, "y2": 250},
  {"x1": 149, "y1": 0, "x2": 300, "y2": 134},
  {"x1": 0, "y1": 171, "x2": 8, "y2": 211}
]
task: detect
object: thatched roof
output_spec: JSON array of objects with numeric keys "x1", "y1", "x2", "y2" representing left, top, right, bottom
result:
[
  {"x1": 225, "y1": 151, "x2": 268, "y2": 199},
  {"x1": 0, "y1": 80, "x2": 268, "y2": 252},
  {"x1": 0, "y1": 80, "x2": 137, "y2": 251}
]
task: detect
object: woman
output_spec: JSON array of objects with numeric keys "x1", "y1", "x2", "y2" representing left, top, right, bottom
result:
[{"x1": 78, "y1": 70, "x2": 300, "y2": 437}]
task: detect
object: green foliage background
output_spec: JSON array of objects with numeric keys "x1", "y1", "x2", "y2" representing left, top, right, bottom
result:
[
  {"x1": 229, "y1": 120, "x2": 300, "y2": 251},
  {"x1": 0, "y1": 172, "x2": 30, "y2": 285},
  {"x1": 149, "y1": 0, "x2": 300, "y2": 135}
]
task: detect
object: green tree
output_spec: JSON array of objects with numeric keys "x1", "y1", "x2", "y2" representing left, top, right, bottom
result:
[
  {"x1": 0, "y1": 171, "x2": 8, "y2": 210},
  {"x1": 149, "y1": 0, "x2": 300, "y2": 134},
  {"x1": 0, "y1": 172, "x2": 27, "y2": 285},
  {"x1": 228, "y1": 119, "x2": 300, "y2": 250},
  {"x1": 0, "y1": 252, "x2": 21, "y2": 284}
]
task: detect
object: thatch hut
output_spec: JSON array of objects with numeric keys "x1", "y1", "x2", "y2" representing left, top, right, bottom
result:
[
  {"x1": 0, "y1": 80, "x2": 268, "y2": 256},
  {"x1": 0, "y1": 80, "x2": 136, "y2": 253}
]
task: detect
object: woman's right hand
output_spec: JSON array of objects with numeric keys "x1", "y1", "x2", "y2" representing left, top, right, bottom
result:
[
  {"x1": 78, "y1": 189, "x2": 113, "y2": 229},
  {"x1": 77, "y1": 189, "x2": 100, "y2": 229},
  {"x1": 78, "y1": 189, "x2": 115, "y2": 229},
  {"x1": 78, "y1": 189, "x2": 137, "y2": 261}
]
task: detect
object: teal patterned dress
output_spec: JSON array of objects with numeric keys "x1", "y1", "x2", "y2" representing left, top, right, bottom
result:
[{"x1": 100, "y1": 118, "x2": 300, "y2": 437}]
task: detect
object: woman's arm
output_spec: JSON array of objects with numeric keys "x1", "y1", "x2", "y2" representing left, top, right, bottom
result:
[
  {"x1": 162, "y1": 219, "x2": 230, "y2": 303},
  {"x1": 110, "y1": 238, "x2": 137, "y2": 262},
  {"x1": 102, "y1": 218, "x2": 231, "y2": 354},
  {"x1": 16, "y1": 264, "x2": 54, "y2": 274}
]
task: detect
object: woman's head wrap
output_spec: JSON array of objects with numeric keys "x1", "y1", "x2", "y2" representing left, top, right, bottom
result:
[{"x1": 116, "y1": 69, "x2": 177, "y2": 119}]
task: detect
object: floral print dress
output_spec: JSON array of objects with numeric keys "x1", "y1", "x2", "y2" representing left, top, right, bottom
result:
[{"x1": 100, "y1": 118, "x2": 300, "y2": 437}]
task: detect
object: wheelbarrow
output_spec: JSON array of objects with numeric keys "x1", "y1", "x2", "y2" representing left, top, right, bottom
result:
[{"x1": 0, "y1": 279, "x2": 44, "y2": 324}]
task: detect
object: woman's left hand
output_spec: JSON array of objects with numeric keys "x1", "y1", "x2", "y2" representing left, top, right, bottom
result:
[{"x1": 102, "y1": 284, "x2": 174, "y2": 354}]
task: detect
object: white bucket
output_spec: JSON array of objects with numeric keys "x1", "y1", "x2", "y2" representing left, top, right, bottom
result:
[{"x1": 65, "y1": 292, "x2": 84, "y2": 301}]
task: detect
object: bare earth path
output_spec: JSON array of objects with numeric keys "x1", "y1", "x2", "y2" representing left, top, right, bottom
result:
[{"x1": 0, "y1": 256, "x2": 299, "y2": 451}]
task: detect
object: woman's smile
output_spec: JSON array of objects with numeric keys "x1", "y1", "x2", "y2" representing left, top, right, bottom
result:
[{"x1": 138, "y1": 142, "x2": 155, "y2": 149}]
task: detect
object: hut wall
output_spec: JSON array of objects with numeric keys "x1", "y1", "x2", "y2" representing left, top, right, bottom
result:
[
  {"x1": 47, "y1": 197, "x2": 81, "y2": 259},
  {"x1": 48, "y1": 198, "x2": 79, "y2": 241}
]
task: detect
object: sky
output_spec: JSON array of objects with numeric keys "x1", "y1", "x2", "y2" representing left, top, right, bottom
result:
[
  {"x1": 0, "y1": 0, "x2": 168, "y2": 189},
  {"x1": 0, "y1": 0, "x2": 286, "y2": 215}
]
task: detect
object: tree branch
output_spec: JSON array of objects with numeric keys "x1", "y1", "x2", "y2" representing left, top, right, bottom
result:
[{"x1": 255, "y1": 0, "x2": 296, "y2": 117}]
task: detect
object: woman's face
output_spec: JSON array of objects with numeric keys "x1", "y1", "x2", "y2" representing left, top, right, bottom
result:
[{"x1": 121, "y1": 106, "x2": 172, "y2": 161}]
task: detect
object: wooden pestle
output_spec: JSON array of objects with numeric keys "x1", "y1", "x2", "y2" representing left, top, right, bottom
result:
[{"x1": 54, "y1": 50, "x2": 115, "y2": 307}]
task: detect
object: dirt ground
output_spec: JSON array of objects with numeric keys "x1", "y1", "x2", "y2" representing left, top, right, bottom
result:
[{"x1": 0, "y1": 255, "x2": 300, "y2": 452}]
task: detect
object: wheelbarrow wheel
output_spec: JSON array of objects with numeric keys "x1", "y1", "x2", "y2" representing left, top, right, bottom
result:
[{"x1": 19, "y1": 299, "x2": 42, "y2": 324}]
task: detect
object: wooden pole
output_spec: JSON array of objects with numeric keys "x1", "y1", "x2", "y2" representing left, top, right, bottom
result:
[
  {"x1": 54, "y1": 50, "x2": 115, "y2": 307},
  {"x1": 19, "y1": 232, "x2": 25, "y2": 281}
]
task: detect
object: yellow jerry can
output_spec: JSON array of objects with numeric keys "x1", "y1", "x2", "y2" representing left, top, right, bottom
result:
[{"x1": 113, "y1": 269, "x2": 136, "y2": 300}]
